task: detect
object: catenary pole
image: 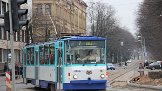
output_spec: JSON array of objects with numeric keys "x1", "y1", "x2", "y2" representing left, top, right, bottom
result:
[{"x1": 8, "y1": 0, "x2": 16, "y2": 91}]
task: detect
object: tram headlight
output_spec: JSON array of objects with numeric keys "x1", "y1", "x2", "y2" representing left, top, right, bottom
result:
[
  {"x1": 73, "y1": 75, "x2": 78, "y2": 79},
  {"x1": 100, "y1": 74, "x2": 105, "y2": 78}
]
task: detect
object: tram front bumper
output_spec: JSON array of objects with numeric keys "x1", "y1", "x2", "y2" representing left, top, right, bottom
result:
[{"x1": 63, "y1": 80, "x2": 107, "y2": 90}]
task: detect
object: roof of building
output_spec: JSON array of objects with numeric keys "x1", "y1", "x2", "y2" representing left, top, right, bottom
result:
[{"x1": 79, "y1": 0, "x2": 88, "y2": 7}]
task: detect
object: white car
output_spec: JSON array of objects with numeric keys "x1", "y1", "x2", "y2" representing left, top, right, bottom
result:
[
  {"x1": 107, "y1": 63, "x2": 115, "y2": 70},
  {"x1": 127, "y1": 60, "x2": 132, "y2": 63}
]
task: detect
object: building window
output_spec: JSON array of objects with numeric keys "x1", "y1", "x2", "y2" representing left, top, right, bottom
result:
[
  {"x1": 36, "y1": 4, "x2": 42, "y2": 15},
  {"x1": 45, "y1": 3, "x2": 51, "y2": 15},
  {"x1": 56, "y1": 0, "x2": 60, "y2": 4},
  {"x1": 1, "y1": 27, "x2": 4, "y2": 40},
  {"x1": 7, "y1": 3, "x2": 8, "y2": 11},
  {"x1": 4, "y1": 31, "x2": 6, "y2": 40},
  {"x1": 0, "y1": 49, "x2": 2, "y2": 63},
  {"x1": 0, "y1": 1, "x2": 1, "y2": 14},
  {"x1": 2, "y1": 1, "x2": 6, "y2": 14},
  {"x1": 22, "y1": 30, "x2": 24, "y2": 42},
  {"x1": 14, "y1": 32, "x2": 16, "y2": 41},
  {"x1": 8, "y1": 31, "x2": 10, "y2": 40},
  {"x1": 0, "y1": 27, "x2": 2, "y2": 39},
  {"x1": 17, "y1": 31, "x2": 20, "y2": 41}
]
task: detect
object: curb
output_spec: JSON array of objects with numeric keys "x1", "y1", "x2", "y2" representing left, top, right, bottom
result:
[{"x1": 127, "y1": 81, "x2": 162, "y2": 90}]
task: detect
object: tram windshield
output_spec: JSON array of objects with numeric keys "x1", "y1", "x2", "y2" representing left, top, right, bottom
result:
[{"x1": 66, "y1": 40, "x2": 105, "y2": 64}]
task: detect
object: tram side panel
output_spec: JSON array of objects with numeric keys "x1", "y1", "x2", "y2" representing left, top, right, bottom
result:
[
  {"x1": 23, "y1": 43, "x2": 57, "y2": 89},
  {"x1": 34, "y1": 43, "x2": 57, "y2": 88},
  {"x1": 26, "y1": 66, "x2": 35, "y2": 80},
  {"x1": 23, "y1": 47, "x2": 36, "y2": 84},
  {"x1": 39, "y1": 66, "x2": 56, "y2": 82}
]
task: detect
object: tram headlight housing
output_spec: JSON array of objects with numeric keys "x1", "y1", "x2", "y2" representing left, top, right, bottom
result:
[
  {"x1": 100, "y1": 74, "x2": 105, "y2": 78},
  {"x1": 73, "y1": 75, "x2": 78, "y2": 79}
]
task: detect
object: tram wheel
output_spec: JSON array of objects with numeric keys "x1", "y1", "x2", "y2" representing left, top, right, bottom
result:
[
  {"x1": 50, "y1": 84, "x2": 55, "y2": 91},
  {"x1": 34, "y1": 87, "x2": 41, "y2": 90},
  {"x1": 99, "y1": 89, "x2": 106, "y2": 91}
]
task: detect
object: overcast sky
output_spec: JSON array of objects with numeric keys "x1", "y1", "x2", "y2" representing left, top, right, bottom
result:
[{"x1": 83, "y1": 0, "x2": 144, "y2": 35}]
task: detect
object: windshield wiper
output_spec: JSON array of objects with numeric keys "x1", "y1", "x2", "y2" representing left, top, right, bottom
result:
[
  {"x1": 95, "y1": 62, "x2": 98, "y2": 66},
  {"x1": 83, "y1": 60, "x2": 89, "y2": 66},
  {"x1": 82, "y1": 60, "x2": 85, "y2": 66}
]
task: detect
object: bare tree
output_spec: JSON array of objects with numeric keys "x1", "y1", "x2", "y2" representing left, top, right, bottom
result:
[
  {"x1": 137, "y1": 0, "x2": 162, "y2": 60},
  {"x1": 29, "y1": 9, "x2": 58, "y2": 43},
  {"x1": 88, "y1": 2, "x2": 136, "y2": 63}
]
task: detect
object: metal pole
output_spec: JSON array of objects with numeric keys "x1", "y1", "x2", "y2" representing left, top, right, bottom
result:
[
  {"x1": 121, "y1": 42, "x2": 124, "y2": 63},
  {"x1": 139, "y1": 33, "x2": 144, "y2": 61},
  {"x1": 8, "y1": 0, "x2": 16, "y2": 91},
  {"x1": 45, "y1": 20, "x2": 47, "y2": 42},
  {"x1": 143, "y1": 37, "x2": 146, "y2": 61}
]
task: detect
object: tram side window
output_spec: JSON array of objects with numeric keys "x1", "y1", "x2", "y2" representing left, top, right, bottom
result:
[
  {"x1": 44, "y1": 45, "x2": 50, "y2": 64},
  {"x1": 49, "y1": 44, "x2": 54, "y2": 64},
  {"x1": 31, "y1": 48, "x2": 34, "y2": 65},
  {"x1": 23, "y1": 53, "x2": 26, "y2": 65},
  {"x1": 26, "y1": 48, "x2": 34, "y2": 65},
  {"x1": 27, "y1": 48, "x2": 30, "y2": 65},
  {"x1": 39, "y1": 46, "x2": 44, "y2": 65}
]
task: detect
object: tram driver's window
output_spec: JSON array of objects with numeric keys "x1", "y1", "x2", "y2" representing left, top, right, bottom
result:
[
  {"x1": 39, "y1": 46, "x2": 44, "y2": 65},
  {"x1": 49, "y1": 44, "x2": 54, "y2": 65},
  {"x1": 44, "y1": 45, "x2": 49, "y2": 65},
  {"x1": 67, "y1": 55, "x2": 70, "y2": 64}
]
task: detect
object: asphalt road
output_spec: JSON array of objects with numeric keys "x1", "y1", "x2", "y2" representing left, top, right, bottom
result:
[
  {"x1": 0, "y1": 60, "x2": 160, "y2": 91},
  {"x1": 0, "y1": 84, "x2": 160, "y2": 91}
]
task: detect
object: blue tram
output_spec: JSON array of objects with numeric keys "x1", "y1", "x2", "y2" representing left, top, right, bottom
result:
[{"x1": 22, "y1": 36, "x2": 108, "y2": 91}]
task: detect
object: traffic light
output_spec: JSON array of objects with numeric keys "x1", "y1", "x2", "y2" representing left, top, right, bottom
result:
[
  {"x1": 4, "y1": 11, "x2": 10, "y2": 31},
  {"x1": 1, "y1": 0, "x2": 28, "y2": 31},
  {"x1": 11, "y1": 0, "x2": 29, "y2": 31},
  {"x1": 0, "y1": 12, "x2": 10, "y2": 31}
]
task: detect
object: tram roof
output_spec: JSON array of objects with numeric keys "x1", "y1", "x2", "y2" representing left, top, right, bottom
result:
[
  {"x1": 24, "y1": 41, "x2": 55, "y2": 48},
  {"x1": 61, "y1": 36, "x2": 106, "y2": 41}
]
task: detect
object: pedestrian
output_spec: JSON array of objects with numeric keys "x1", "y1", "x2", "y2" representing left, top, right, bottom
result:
[
  {"x1": 144, "y1": 60, "x2": 148, "y2": 67},
  {"x1": 3, "y1": 62, "x2": 8, "y2": 72},
  {"x1": 161, "y1": 61, "x2": 162, "y2": 70},
  {"x1": 119, "y1": 62, "x2": 121, "y2": 67},
  {"x1": 139, "y1": 63, "x2": 144, "y2": 76},
  {"x1": 124, "y1": 61, "x2": 127, "y2": 69}
]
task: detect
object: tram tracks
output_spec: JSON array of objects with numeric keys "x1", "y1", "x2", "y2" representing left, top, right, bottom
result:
[{"x1": 107, "y1": 60, "x2": 141, "y2": 86}]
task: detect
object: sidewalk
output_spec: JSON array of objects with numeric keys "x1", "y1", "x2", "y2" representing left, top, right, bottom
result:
[
  {"x1": 0, "y1": 76, "x2": 23, "y2": 87},
  {"x1": 0, "y1": 77, "x2": 34, "y2": 91},
  {"x1": 128, "y1": 81, "x2": 162, "y2": 90},
  {"x1": 128, "y1": 69, "x2": 162, "y2": 90}
]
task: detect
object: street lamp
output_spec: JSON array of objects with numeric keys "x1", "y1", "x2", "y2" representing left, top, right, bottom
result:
[
  {"x1": 137, "y1": 34, "x2": 146, "y2": 61},
  {"x1": 120, "y1": 41, "x2": 124, "y2": 63}
]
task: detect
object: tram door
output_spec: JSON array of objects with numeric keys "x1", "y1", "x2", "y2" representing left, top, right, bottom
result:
[
  {"x1": 56, "y1": 48, "x2": 63, "y2": 90},
  {"x1": 35, "y1": 51, "x2": 39, "y2": 86},
  {"x1": 23, "y1": 50, "x2": 27, "y2": 83}
]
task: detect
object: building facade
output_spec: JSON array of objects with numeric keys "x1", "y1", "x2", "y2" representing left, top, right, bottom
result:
[
  {"x1": 32, "y1": 0, "x2": 87, "y2": 42},
  {"x1": 0, "y1": 0, "x2": 26, "y2": 64}
]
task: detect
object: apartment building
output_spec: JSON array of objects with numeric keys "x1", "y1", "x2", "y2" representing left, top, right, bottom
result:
[
  {"x1": 32, "y1": 0, "x2": 87, "y2": 42},
  {"x1": 0, "y1": 0, "x2": 26, "y2": 63}
]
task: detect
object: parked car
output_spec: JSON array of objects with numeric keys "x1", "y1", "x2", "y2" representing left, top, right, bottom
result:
[
  {"x1": 107, "y1": 63, "x2": 115, "y2": 70},
  {"x1": 147, "y1": 61, "x2": 161, "y2": 70},
  {"x1": 127, "y1": 60, "x2": 132, "y2": 63}
]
